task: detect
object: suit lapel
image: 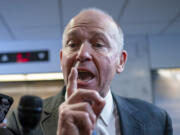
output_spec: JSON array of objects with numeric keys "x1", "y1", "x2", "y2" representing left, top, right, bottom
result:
[
  {"x1": 40, "y1": 87, "x2": 66, "y2": 135},
  {"x1": 39, "y1": 88, "x2": 144, "y2": 135},
  {"x1": 113, "y1": 94, "x2": 144, "y2": 135},
  {"x1": 41, "y1": 111, "x2": 58, "y2": 135}
]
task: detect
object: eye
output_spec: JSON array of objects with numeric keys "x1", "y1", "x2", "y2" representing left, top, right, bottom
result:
[
  {"x1": 94, "y1": 43, "x2": 104, "y2": 48},
  {"x1": 69, "y1": 43, "x2": 77, "y2": 48},
  {"x1": 66, "y1": 41, "x2": 80, "y2": 48}
]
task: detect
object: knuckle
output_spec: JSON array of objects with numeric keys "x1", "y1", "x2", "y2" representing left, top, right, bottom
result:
[
  {"x1": 59, "y1": 103, "x2": 66, "y2": 111},
  {"x1": 91, "y1": 90, "x2": 99, "y2": 98},
  {"x1": 60, "y1": 108, "x2": 68, "y2": 118},
  {"x1": 78, "y1": 89, "x2": 84, "y2": 94},
  {"x1": 83, "y1": 102, "x2": 90, "y2": 111},
  {"x1": 68, "y1": 73, "x2": 74, "y2": 82},
  {"x1": 59, "y1": 104, "x2": 69, "y2": 118},
  {"x1": 86, "y1": 126, "x2": 92, "y2": 133},
  {"x1": 82, "y1": 112, "x2": 89, "y2": 119}
]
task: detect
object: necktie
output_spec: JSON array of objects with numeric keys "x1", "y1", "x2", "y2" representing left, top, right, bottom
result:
[{"x1": 92, "y1": 130, "x2": 97, "y2": 135}]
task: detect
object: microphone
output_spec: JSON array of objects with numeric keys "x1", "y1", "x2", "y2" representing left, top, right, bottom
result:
[{"x1": 18, "y1": 95, "x2": 43, "y2": 135}]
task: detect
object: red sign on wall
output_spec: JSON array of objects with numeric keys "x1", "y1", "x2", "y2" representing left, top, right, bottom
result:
[{"x1": 0, "y1": 50, "x2": 49, "y2": 64}]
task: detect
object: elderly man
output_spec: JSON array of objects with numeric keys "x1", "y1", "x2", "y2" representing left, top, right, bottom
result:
[{"x1": 7, "y1": 8, "x2": 172, "y2": 135}]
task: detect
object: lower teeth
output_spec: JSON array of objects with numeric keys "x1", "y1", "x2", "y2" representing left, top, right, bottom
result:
[{"x1": 78, "y1": 76, "x2": 93, "y2": 81}]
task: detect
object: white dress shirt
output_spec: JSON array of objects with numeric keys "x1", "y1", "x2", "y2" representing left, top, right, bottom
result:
[{"x1": 95, "y1": 90, "x2": 121, "y2": 135}]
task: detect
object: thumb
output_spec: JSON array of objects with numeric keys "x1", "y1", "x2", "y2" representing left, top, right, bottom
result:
[{"x1": 67, "y1": 67, "x2": 78, "y2": 97}]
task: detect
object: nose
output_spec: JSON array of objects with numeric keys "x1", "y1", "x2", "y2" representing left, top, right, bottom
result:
[{"x1": 76, "y1": 42, "x2": 92, "y2": 62}]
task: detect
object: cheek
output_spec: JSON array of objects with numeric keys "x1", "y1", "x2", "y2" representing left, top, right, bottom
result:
[
  {"x1": 100, "y1": 52, "x2": 117, "y2": 67},
  {"x1": 62, "y1": 51, "x2": 75, "y2": 66},
  {"x1": 98, "y1": 53, "x2": 117, "y2": 79},
  {"x1": 61, "y1": 52, "x2": 76, "y2": 83}
]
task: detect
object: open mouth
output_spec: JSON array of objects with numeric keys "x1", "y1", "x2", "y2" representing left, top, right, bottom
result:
[{"x1": 78, "y1": 69, "x2": 95, "y2": 82}]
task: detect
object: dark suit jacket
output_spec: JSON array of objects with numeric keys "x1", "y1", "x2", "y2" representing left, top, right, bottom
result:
[
  {"x1": 0, "y1": 128, "x2": 14, "y2": 135},
  {"x1": 7, "y1": 87, "x2": 173, "y2": 135}
]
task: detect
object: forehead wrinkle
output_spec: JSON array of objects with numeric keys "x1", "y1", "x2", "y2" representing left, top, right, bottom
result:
[
  {"x1": 69, "y1": 23, "x2": 106, "y2": 31},
  {"x1": 68, "y1": 25, "x2": 116, "y2": 40},
  {"x1": 66, "y1": 27, "x2": 88, "y2": 40},
  {"x1": 67, "y1": 27, "x2": 111, "y2": 44}
]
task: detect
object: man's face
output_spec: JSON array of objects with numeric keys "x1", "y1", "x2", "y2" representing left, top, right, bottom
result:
[{"x1": 60, "y1": 11, "x2": 126, "y2": 97}]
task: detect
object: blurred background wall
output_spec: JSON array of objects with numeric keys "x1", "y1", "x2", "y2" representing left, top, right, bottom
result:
[{"x1": 0, "y1": 0, "x2": 179, "y2": 134}]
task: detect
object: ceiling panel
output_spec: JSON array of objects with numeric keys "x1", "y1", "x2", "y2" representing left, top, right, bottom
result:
[
  {"x1": 162, "y1": 11, "x2": 180, "y2": 34},
  {"x1": 122, "y1": 22, "x2": 168, "y2": 35},
  {"x1": 0, "y1": 0, "x2": 61, "y2": 41},
  {"x1": 0, "y1": 0, "x2": 60, "y2": 27},
  {"x1": 121, "y1": 0, "x2": 180, "y2": 23},
  {"x1": 0, "y1": 16, "x2": 12, "y2": 40},
  {"x1": 0, "y1": 0, "x2": 179, "y2": 41},
  {"x1": 13, "y1": 27, "x2": 61, "y2": 40},
  {"x1": 164, "y1": 22, "x2": 180, "y2": 34},
  {"x1": 178, "y1": 17, "x2": 180, "y2": 21},
  {"x1": 62, "y1": 0, "x2": 125, "y2": 28}
]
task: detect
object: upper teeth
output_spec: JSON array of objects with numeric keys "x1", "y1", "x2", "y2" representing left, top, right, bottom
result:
[{"x1": 78, "y1": 70, "x2": 87, "y2": 72}]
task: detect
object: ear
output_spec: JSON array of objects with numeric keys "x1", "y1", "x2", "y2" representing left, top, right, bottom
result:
[
  {"x1": 60, "y1": 50, "x2": 63, "y2": 61},
  {"x1": 116, "y1": 50, "x2": 127, "y2": 73},
  {"x1": 60, "y1": 50, "x2": 63, "y2": 70}
]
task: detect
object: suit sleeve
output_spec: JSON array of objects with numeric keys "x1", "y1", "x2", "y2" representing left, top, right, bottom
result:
[
  {"x1": 164, "y1": 111, "x2": 173, "y2": 135},
  {"x1": 6, "y1": 110, "x2": 22, "y2": 135}
]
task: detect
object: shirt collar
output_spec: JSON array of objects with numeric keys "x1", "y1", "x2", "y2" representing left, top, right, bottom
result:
[{"x1": 100, "y1": 89, "x2": 114, "y2": 126}]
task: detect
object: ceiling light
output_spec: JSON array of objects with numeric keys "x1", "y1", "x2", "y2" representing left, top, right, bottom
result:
[{"x1": 0, "y1": 73, "x2": 64, "y2": 82}]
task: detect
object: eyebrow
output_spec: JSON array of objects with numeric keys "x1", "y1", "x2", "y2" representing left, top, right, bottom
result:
[
  {"x1": 66, "y1": 29, "x2": 77, "y2": 37},
  {"x1": 91, "y1": 32, "x2": 110, "y2": 44}
]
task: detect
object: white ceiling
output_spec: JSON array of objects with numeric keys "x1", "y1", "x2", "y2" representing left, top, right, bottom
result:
[{"x1": 0, "y1": 0, "x2": 179, "y2": 41}]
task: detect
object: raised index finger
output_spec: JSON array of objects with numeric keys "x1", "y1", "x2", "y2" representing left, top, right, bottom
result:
[
  {"x1": 68, "y1": 89, "x2": 106, "y2": 117},
  {"x1": 67, "y1": 67, "x2": 78, "y2": 98}
]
